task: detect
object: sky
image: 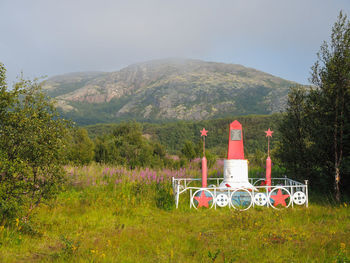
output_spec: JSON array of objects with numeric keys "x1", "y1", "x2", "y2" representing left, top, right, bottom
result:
[{"x1": 1, "y1": 0, "x2": 350, "y2": 86}]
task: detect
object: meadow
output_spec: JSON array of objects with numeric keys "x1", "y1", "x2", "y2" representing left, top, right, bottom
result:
[{"x1": 0, "y1": 164, "x2": 349, "y2": 263}]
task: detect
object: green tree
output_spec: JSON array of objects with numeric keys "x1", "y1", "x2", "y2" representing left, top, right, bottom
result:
[
  {"x1": 94, "y1": 136, "x2": 112, "y2": 163},
  {"x1": 94, "y1": 134, "x2": 122, "y2": 164},
  {"x1": 68, "y1": 128, "x2": 94, "y2": 165},
  {"x1": 276, "y1": 86, "x2": 314, "y2": 182},
  {"x1": 181, "y1": 140, "x2": 196, "y2": 162},
  {"x1": 94, "y1": 122, "x2": 167, "y2": 168},
  {"x1": 0, "y1": 64, "x2": 70, "y2": 222},
  {"x1": 278, "y1": 12, "x2": 350, "y2": 200},
  {"x1": 309, "y1": 11, "x2": 350, "y2": 200},
  {"x1": 113, "y1": 122, "x2": 152, "y2": 169}
]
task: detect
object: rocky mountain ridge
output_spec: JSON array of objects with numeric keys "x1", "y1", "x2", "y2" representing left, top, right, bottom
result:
[{"x1": 43, "y1": 58, "x2": 297, "y2": 124}]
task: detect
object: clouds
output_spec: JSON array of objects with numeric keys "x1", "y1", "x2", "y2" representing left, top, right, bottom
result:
[{"x1": 1, "y1": 0, "x2": 349, "y2": 85}]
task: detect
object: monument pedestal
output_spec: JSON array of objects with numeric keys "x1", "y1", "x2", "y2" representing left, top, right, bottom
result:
[{"x1": 219, "y1": 159, "x2": 256, "y2": 189}]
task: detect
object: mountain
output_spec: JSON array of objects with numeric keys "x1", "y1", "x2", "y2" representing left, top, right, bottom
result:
[{"x1": 43, "y1": 58, "x2": 296, "y2": 125}]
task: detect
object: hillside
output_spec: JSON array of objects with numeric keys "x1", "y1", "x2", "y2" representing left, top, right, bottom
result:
[{"x1": 43, "y1": 59, "x2": 297, "y2": 125}]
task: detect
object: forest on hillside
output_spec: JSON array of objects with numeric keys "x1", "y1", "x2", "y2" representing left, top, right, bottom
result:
[{"x1": 84, "y1": 114, "x2": 281, "y2": 157}]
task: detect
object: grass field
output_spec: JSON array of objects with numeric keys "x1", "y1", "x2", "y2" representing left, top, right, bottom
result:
[{"x1": 0, "y1": 164, "x2": 349, "y2": 262}]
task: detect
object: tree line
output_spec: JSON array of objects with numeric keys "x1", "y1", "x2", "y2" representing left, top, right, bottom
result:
[
  {"x1": 277, "y1": 12, "x2": 350, "y2": 201},
  {"x1": 85, "y1": 114, "x2": 281, "y2": 160}
]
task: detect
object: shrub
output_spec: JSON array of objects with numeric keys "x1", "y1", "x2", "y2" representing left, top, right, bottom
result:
[{"x1": 0, "y1": 64, "x2": 70, "y2": 223}]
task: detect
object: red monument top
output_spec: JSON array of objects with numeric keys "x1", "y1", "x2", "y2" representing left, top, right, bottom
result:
[{"x1": 227, "y1": 120, "x2": 245, "y2": 159}]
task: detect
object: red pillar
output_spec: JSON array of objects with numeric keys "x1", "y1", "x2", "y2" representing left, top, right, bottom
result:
[
  {"x1": 202, "y1": 156, "x2": 207, "y2": 188},
  {"x1": 266, "y1": 156, "x2": 271, "y2": 188}
]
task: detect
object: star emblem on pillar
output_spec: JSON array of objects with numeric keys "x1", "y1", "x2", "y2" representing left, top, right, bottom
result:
[
  {"x1": 270, "y1": 189, "x2": 289, "y2": 207},
  {"x1": 265, "y1": 128, "x2": 274, "y2": 137},
  {"x1": 200, "y1": 128, "x2": 208, "y2": 137},
  {"x1": 194, "y1": 191, "x2": 213, "y2": 208}
]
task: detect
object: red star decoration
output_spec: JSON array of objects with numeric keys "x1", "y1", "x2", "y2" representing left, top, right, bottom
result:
[
  {"x1": 200, "y1": 128, "x2": 208, "y2": 137},
  {"x1": 265, "y1": 128, "x2": 274, "y2": 137},
  {"x1": 270, "y1": 189, "x2": 289, "y2": 207},
  {"x1": 194, "y1": 191, "x2": 213, "y2": 208}
]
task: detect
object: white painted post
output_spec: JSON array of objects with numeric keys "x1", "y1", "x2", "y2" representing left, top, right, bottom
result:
[
  {"x1": 190, "y1": 189, "x2": 192, "y2": 209},
  {"x1": 172, "y1": 177, "x2": 176, "y2": 200},
  {"x1": 305, "y1": 180, "x2": 309, "y2": 208},
  {"x1": 176, "y1": 184, "x2": 180, "y2": 209},
  {"x1": 252, "y1": 189, "x2": 255, "y2": 208},
  {"x1": 266, "y1": 186, "x2": 269, "y2": 207},
  {"x1": 214, "y1": 188, "x2": 217, "y2": 210}
]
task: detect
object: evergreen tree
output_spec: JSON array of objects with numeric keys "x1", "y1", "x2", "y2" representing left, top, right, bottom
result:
[
  {"x1": 277, "y1": 86, "x2": 312, "y2": 182},
  {"x1": 310, "y1": 11, "x2": 350, "y2": 200},
  {"x1": 278, "y1": 12, "x2": 350, "y2": 200}
]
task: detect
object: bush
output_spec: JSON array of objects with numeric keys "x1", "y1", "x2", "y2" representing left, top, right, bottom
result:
[
  {"x1": 94, "y1": 122, "x2": 171, "y2": 169},
  {"x1": 0, "y1": 64, "x2": 70, "y2": 223},
  {"x1": 67, "y1": 128, "x2": 94, "y2": 165}
]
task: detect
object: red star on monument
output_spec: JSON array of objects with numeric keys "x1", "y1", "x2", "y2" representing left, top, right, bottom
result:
[
  {"x1": 265, "y1": 128, "x2": 274, "y2": 137},
  {"x1": 200, "y1": 128, "x2": 208, "y2": 137},
  {"x1": 194, "y1": 191, "x2": 213, "y2": 208},
  {"x1": 270, "y1": 189, "x2": 289, "y2": 207}
]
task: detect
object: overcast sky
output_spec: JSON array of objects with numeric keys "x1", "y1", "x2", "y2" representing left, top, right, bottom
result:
[{"x1": 1, "y1": 0, "x2": 350, "y2": 85}]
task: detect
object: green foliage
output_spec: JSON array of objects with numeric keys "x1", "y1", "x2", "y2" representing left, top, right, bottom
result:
[
  {"x1": 277, "y1": 12, "x2": 350, "y2": 200},
  {"x1": 247, "y1": 149, "x2": 266, "y2": 169},
  {"x1": 276, "y1": 86, "x2": 314, "y2": 183},
  {"x1": 94, "y1": 122, "x2": 169, "y2": 168},
  {"x1": 208, "y1": 249, "x2": 221, "y2": 262},
  {"x1": 67, "y1": 128, "x2": 94, "y2": 165},
  {"x1": 154, "y1": 182, "x2": 174, "y2": 210},
  {"x1": 86, "y1": 114, "x2": 281, "y2": 161},
  {"x1": 181, "y1": 140, "x2": 196, "y2": 161},
  {"x1": 205, "y1": 150, "x2": 217, "y2": 169},
  {"x1": 94, "y1": 135, "x2": 121, "y2": 164},
  {"x1": 335, "y1": 243, "x2": 350, "y2": 263},
  {"x1": 0, "y1": 63, "x2": 70, "y2": 223},
  {"x1": 112, "y1": 122, "x2": 152, "y2": 168}
]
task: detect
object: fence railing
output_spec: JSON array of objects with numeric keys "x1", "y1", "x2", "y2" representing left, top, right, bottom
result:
[{"x1": 172, "y1": 176, "x2": 308, "y2": 210}]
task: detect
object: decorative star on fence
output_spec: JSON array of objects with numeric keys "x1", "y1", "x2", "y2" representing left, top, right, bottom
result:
[
  {"x1": 270, "y1": 189, "x2": 289, "y2": 207},
  {"x1": 194, "y1": 191, "x2": 213, "y2": 208}
]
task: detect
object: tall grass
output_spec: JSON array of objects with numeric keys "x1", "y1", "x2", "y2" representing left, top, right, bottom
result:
[{"x1": 0, "y1": 164, "x2": 349, "y2": 262}]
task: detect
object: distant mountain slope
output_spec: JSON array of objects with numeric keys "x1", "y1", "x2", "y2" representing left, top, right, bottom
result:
[{"x1": 43, "y1": 58, "x2": 297, "y2": 124}]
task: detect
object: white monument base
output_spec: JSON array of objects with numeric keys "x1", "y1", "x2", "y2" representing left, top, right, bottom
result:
[{"x1": 219, "y1": 159, "x2": 256, "y2": 190}]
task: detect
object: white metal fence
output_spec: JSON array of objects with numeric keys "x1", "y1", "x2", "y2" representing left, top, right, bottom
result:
[{"x1": 172, "y1": 177, "x2": 308, "y2": 210}]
